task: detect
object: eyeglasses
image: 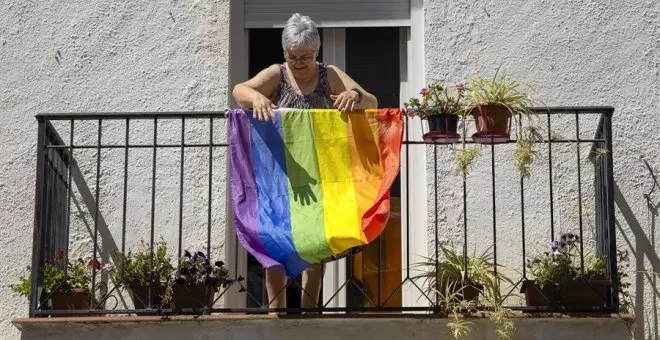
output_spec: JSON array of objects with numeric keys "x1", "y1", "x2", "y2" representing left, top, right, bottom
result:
[{"x1": 285, "y1": 53, "x2": 315, "y2": 64}]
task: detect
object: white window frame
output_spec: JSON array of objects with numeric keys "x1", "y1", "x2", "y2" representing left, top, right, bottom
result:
[{"x1": 225, "y1": 0, "x2": 427, "y2": 310}]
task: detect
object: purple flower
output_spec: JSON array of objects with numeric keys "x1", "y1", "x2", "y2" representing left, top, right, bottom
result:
[
  {"x1": 560, "y1": 232, "x2": 579, "y2": 245},
  {"x1": 206, "y1": 276, "x2": 218, "y2": 286},
  {"x1": 551, "y1": 240, "x2": 566, "y2": 254},
  {"x1": 215, "y1": 261, "x2": 224, "y2": 267},
  {"x1": 184, "y1": 250, "x2": 192, "y2": 258},
  {"x1": 196, "y1": 251, "x2": 206, "y2": 259}
]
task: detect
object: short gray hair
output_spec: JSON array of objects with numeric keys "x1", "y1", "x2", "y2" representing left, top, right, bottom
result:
[{"x1": 281, "y1": 13, "x2": 321, "y2": 53}]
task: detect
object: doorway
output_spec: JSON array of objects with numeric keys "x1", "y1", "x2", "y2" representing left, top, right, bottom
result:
[{"x1": 244, "y1": 27, "x2": 402, "y2": 311}]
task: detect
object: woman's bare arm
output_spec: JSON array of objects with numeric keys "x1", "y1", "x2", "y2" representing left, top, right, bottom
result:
[{"x1": 232, "y1": 64, "x2": 280, "y2": 120}]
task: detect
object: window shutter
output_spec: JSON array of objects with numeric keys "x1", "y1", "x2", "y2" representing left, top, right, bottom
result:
[{"x1": 244, "y1": 0, "x2": 410, "y2": 28}]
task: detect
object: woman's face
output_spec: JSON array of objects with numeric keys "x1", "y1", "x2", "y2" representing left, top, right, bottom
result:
[{"x1": 285, "y1": 47, "x2": 317, "y2": 78}]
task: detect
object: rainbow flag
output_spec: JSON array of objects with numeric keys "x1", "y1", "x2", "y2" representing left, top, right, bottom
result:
[{"x1": 228, "y1": 108, "x2": 403, "y2": 277}]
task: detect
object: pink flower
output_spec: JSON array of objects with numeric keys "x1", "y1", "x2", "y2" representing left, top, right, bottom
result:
[
  {"x1": 419, "y1": 88, "x2": 429, "y2": 95},
  {"x1": 456, "y1": 83, "x2": 465, "y2": 89}
]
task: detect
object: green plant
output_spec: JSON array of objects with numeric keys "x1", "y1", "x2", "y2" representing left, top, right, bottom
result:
[
  {"x1": 590, "y1": 147, "x2": 609, "y2": 162},
  {"x1": 466, "y1": 68, "x2": 535, "y2": 117},
  {"x1": 404, "y1": 83, "x2": 466, "y2": 119},
  {"x1": 111, "y1": 239, "x2": 175, "y2": 287},
  {"x1": 174, "y1": 250, "x2": 231, "y2": 288},
  {"x1": 490, "y1": 307, "x2": 516, "y2": 340},
  {"x1": 615, "y1": 249, "x2": 633, "y2": 313},
  {"x1": 417, "y1": 246, "x2": 515, "y2": 340},
  {"x1": 467, "y1": 68, "x2": 542, "y2": 179},
  {"x1": 454, "y1": 146, "x2": 481, "y2": 180},
  {"x1": 415, "y1": 243, "x2": 512, "y2": 303},
  {"x1": 527, "y1": 232, "x2": 606, "y2": 288},
  {"x1": 430, "y1": 262, "x2": 516, "y2": 340},
  {"x1": 11, "y1": 250, "x2": 104, "y2": 298},
  {"x1": 513, "y1": 126, "x2": 543, "y2": 178}
]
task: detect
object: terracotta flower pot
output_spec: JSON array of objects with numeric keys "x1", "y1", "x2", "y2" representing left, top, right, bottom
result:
[
  {"x1": 50, "y1": 288, "x2": 91, "y2": 311},
  {"x1": 470, "y1": 104, "x2": 512, "y2": 143},
  {"x1": 171, "y1": 283, "x2": 216, "y2": 313},
  {"x1": 521, "y1": 279, "x2": 611, "y2": 310},
  {"x1": 127, "y1": 282, "x2": 168, "y2": 310}
]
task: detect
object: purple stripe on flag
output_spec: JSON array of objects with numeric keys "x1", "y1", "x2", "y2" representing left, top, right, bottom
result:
[{"x1": 228, "y1": 109, "x2": 277, "y2": 269}]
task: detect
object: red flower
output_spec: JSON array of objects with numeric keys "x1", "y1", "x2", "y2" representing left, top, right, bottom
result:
[
  {"x1": 419, "y1": 88, "x2": 429, "y2": 95},
  {"x1": 56, "y1": 250, "x2": 65, "y2": 259},
  {"x1": 456, "y1": 83, "x2": 465, "y2": 89},
  {"x1": 87, "y1": 259, "x2": 101, "y2": 270}
]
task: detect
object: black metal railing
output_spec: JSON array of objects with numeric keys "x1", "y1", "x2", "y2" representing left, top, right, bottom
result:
[{"x1": 26, "y1": 107, "x2": 617, "y2": 317}]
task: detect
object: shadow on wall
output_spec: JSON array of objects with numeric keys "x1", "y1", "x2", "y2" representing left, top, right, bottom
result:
[
  {"x1": 69, "y1": 158, "x2": 126, "y2": 309},
  {"x1": 614, "y1": 158, "x2": 660, "y2": 340}
]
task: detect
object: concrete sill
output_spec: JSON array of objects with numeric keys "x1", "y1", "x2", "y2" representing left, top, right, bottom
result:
[{"x1": 13, "y1": 313, "x2": 634, "y2": 340}]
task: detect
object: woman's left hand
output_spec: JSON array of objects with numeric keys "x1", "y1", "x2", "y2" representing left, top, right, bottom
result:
[{"x1": 331, "y1": 90, "x2": 360, "y2": 111}]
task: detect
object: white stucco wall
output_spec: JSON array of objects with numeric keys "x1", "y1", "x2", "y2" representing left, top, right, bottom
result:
[
  {"x1": 0, "y1": 1, "x2": 231, "y2": 339},
  {"x1": 2, "y1": 0, "x2": 659, "y2": 339},
  {"x1": 423, "y1": 1, "x2": 660, "y2": 339}
]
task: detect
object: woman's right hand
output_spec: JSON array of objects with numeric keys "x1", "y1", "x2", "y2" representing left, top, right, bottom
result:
[{"x1": 252, "y1": 93, "x2": 278, "y2": 121}]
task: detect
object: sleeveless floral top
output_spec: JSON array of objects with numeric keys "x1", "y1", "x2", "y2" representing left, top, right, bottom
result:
[
  {"x1": 275, "y1": 63, "x2": 364, "y2": 262},
  {"x1": 275, "y1": 63, "x2": 333, "y2": 109}
]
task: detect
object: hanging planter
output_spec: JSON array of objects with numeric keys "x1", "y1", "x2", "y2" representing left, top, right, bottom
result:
[
  {"x1": 465, "y1": 69, "x2": 536, "y2": 145},
  {"x1": 423, "y1": 113, "x2": 461, "y2": 144},
  {"x1": 404, "y1": 83, "x2": 466, "y2": 144},
  {"x1": 470, "y1": 104, "x2": 512, "y2": 144}
]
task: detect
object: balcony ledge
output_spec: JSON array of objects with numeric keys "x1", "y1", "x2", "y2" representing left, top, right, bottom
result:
[{"x1": 14, "y1": 313, "x2": 633, "y2": 340}]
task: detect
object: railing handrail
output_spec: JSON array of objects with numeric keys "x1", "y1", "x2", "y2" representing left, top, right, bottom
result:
[{"x1": 34, "y1": 106, "x2": 614, "y2": 121}]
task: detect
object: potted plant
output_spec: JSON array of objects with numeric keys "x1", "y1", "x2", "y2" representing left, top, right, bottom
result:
[
  {"x1": 522, "y1": 232, "x2": 611, "y2": 310},
  {"x1": 404, "y1": 83, "x2": 467, "y2": 143},
  {"x1": 414, "y1": 243, "x2": 511, "y2": 304},
  {"x1": 465, "y1": 68, "x2": 536, "y2": 143},
  {"x1": 169, "y1": 250, "x2": 234, "y2": 313},
  {"x1": 11, "y1": 250, "x2": 108, "y2": 314},
  {"x1": 111, "y1": 240, "x2": 174, "y2": 310},
  {"x1": 415, "y1": 244, "x2": 516, "y2": 340},
  {"x1": 464, "y1": 68, "x2": 543, "y2": 178}
]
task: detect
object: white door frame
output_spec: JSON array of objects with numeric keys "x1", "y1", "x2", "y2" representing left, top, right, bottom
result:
[{"x1": 225, "y1": 0, "x2": 427, "y2": 310}]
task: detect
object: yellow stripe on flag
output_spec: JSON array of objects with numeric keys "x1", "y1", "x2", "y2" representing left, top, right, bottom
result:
[{"x1": 312, "y1": 110, "x2": 363, "y2": 254}]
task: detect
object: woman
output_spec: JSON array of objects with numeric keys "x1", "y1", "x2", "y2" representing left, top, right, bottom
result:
[{"x1": 232, "y1": 13, "x2": 378, "y2": 312}]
